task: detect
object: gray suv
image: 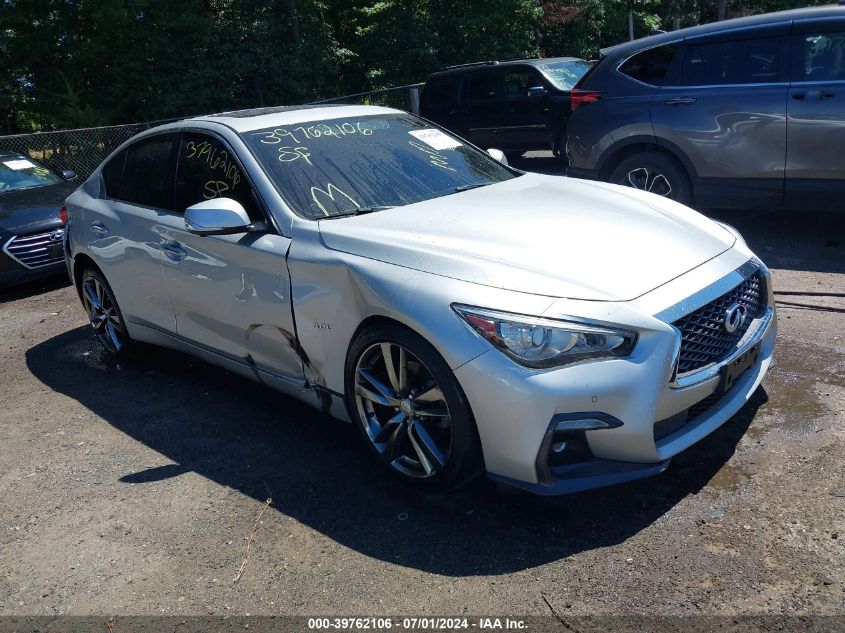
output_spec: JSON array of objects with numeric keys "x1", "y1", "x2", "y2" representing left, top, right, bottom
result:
[{"x1": 566, "y1": 5, "x2": 845, "y2": 210}]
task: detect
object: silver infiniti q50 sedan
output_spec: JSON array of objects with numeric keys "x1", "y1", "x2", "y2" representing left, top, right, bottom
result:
[{"x1": 64, "y1": 105, "x2": 776, "y2": 495}]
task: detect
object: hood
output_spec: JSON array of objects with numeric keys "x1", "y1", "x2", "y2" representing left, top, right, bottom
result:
[
  {"x1": 0, "y1": 182, "x2": 75, "y2": 234},
  {"x1": 318, "y1": 173, "x2": 736, "y2": 302}
]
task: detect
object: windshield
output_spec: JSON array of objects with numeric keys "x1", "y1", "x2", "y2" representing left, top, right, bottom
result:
[
  {"x1": 537, "y1": 60, "x2": 593, "y2": 91},
  {"x1": 242, "y1": 113, "x2": 517, "y2": 219},
  {"x1": 0, "y1": 156, "x2": 62, "y2": 193}
]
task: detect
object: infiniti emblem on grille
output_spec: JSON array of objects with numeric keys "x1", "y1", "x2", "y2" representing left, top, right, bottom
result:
[{"x1": 724, "y1": 303, "x2": 747, "y2": 334}]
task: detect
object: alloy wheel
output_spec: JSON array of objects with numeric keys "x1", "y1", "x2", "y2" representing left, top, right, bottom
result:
[
  {"x1": 81, "y1": 275, "x2": 124, "y2": 353},
  {"x1": 625, "y1": 167, "x2": 673, "y2": 197},
  {"x1": 354, "y1": 342, "x2": 452, "y2": 478}
]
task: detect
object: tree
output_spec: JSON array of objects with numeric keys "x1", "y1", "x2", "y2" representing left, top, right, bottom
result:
[{"x1": 539, "y1": 1, "x2": 661, "y2": 60}]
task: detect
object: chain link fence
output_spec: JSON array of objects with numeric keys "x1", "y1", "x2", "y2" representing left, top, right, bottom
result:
[
  {"x1": 0, "y1": 119, "x2": 178, "y2": 180},
  {"x1": 0, "y1": 84, "x2": 424, "y2": 180}
]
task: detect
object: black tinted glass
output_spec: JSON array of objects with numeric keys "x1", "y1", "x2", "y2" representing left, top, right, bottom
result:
[
  {"x1": 101, "y1": 149, "x2": 127, "y2": 199},
  {"x1": 242, "y1": 113, "x2": 517, "y2": 220},
  {"x1": 120, "y1": 134, "x2": 179, "y2": 209},
  {"x1": 683, "y1": 37, "x2": 781, "y2": 85},
  {"x1": 800, "y1": 31, "x2": 845, "y2": 81},
  {"x1": 425, "y1": 77, "x2": 455, "y2": 108},
  {"x1": 503, "y1": 69, "x2": 543, "y2": 97},
  {"x1": 175, "y1": 132, "x2": 262, "y2": 220},
  {"x1": 619, "y1": 44, "x2": 679, "y2": 85},
  {"x1": 466, "y1": 71, "x2": 502, "y2": 101}
]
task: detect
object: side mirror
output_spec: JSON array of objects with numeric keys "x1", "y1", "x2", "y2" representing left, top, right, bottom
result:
[
  {"x1": 527, "y1": 86, "x2": 548, "y2": 98},
  {"x1": 486, "y1": 148, "x2": 509, "y2": 166},
  {"x1": 185, "y1": 198, "x2": 253, "y2": 236},
  {"x1": 61, "y1": 169, "x2": 77, "y2": 181}
]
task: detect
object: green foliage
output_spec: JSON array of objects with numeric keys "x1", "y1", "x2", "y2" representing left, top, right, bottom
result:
[{"x1": 0, "y1": 0, "x2": 830, "y2": 132}]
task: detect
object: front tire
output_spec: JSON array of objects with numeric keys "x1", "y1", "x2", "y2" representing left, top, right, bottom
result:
[
  {"x1": 80, "y1": 268, "x2": 132, "y2": 356},
  {"x1": 345, "y1": 324, "x2": 482, "y2": 492},
  {"x1": 608, "y1": 151, "x2": 693, "y2": 206}
]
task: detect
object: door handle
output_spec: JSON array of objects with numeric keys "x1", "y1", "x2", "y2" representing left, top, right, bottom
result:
[
  {"x1": 793, "y1": 90, "x2": 835, "y2": 100},
  {"x1": 90, "y1": 222, "x2": 109, "y2": 236},
  {"x1": 664, "y1": 97, "x2": 696, "y2": 106},
  {"x1": 161, "y1": 241, "x2": 187, "y2": 262}
]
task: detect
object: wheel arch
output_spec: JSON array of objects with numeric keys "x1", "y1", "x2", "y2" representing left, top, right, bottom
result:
[
  {"x1": 597, "y1": 137, "x2": 697, "y2": 186},
  {"x1": 343, "y1": 312, "x2": 487, "y2": 477},
  {"x1": 71, "y1": 253, "x2": 101, "y2": 299}
]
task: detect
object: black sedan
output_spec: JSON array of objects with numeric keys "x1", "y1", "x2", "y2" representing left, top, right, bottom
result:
[{"x1": 0, "y1": 153, "x2": 77, "y2": 287}]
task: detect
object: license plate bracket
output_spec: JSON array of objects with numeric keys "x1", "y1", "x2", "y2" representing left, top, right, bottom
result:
[{"x1": 717, "y1": 342, "x2": 761, "y2": 394}]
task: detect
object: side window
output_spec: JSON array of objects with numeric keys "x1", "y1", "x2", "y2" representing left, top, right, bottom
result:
[
  {"x1": 425, "y1": 76, "x2": 456, "y2": 108},
  {"x1": 682, "y1": 37, "x2": 781, "y2": 86},
  {"x1": 619, "y1": 44, "x2": 679, "y2": 85},
  {"x1": 175, "y1": 132, "x2": 262, "y2": 220},
  {"x1": 799, "y1": 31, "x2": 845, "y2": 81},
  {"x1": 466, "y1": 71, "x2": 502, "y2": 101},
  {"x1": 100, "y1": 149, "x2": 127, "y2": 199},
  {"x1": 119, "y1": 133, "x2": 180, "y2": 209},
  {"x1": 503, "y1": 68, "x2": 544, "y2": 98}
]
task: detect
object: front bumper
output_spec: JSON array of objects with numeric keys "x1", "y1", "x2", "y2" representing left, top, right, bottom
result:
[
  {"x1": 455, "y1": 258, "x2": 776, "y2": 494},
  {"x1": 0, "y1": 227, "x2": 68, "y2": 287}
]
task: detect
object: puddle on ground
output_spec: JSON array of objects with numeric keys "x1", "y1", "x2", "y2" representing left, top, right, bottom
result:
[
  {"x1": 708, "y1": 463, "x2": 752, "y2": 491},
  {"x1": 761, "y1": 337, "x2": 844, "y2": 434}
]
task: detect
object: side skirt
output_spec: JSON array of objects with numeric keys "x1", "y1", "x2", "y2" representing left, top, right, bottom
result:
[{"x1": 126, "y1": 320, "x2": 351, "y2": 421}]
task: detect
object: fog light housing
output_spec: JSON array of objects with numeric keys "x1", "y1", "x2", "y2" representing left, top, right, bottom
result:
[
  {"x1": 537, "y1": 413, "x2": 624, "y2": 481},
  {"x1": 548, "y1": 430, "x2": 593, "y2": 468}
]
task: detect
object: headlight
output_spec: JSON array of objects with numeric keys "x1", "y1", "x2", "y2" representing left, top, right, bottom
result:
[{"x1": 452, "y1": 305, "x2": 637, "y2": 368}]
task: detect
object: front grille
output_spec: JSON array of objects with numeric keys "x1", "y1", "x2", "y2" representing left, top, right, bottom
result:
[
  {"x1": 4, "y1": 229, "x2": 65, "y2": 269},
  {"x1": 673, "y1": 274, "x2": 763, "y2": 375}
]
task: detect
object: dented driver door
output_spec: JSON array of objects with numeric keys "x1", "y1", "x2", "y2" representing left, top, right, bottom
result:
[{"x1": 157, "y1": 131, "x2": 305, "y2": 389}]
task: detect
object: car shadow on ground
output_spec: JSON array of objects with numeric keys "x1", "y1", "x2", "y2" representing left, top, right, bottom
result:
[
  {"x1": 26, "y1": 325, "x2": 766, "y2": 576},
  {"x1": 0, "y1": 274, "x2": 70, "y2": 303}
]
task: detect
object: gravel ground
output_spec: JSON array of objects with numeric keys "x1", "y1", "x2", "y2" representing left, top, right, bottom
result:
[{"x1": 0, "y1": 158, "x2": 843, "y2": 620}]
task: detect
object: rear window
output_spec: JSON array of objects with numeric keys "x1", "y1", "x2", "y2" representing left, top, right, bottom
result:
[
  {"x1": 116, "y1": 133, "x2": 179, "y2": 210},
  {"x1": 619, "y1": 44, "x2": 679, "y2": 85},
  {"x1": 682, "y1": 37, "x2": 781, "y2": 85},
  {"x1": 101, "y1": 150, "x2": 127, "y2": 199}
]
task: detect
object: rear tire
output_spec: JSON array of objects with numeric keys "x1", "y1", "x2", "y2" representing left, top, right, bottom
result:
[
  {"x1": 345, "y1": 324, "x2": 483, "y2": 492},
  {"x1": 80, "y1": 268, "x2": 132, "y2": 356},
  {"x1": 608, "y1": 151, "x2": 693, "y2": 206}
]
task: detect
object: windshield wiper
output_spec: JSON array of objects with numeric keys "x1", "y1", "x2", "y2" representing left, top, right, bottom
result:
[
  {"x1": 323, "y1": 205, "x2": 394, "y2": 219},
  {"x1": 453, "y1": 182, "x2": 492, "y2": 193}
]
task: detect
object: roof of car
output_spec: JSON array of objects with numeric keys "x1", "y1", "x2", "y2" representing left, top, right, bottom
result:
[
  {"x1": 431, "y1": 57, "x2": 585, "y2": 76},
  {"x1": 187, "y1": 104, "x2": 401, "y2": 133},
  {"x1": 600, "y1": 4, "x2": 845, "y2": 59}
]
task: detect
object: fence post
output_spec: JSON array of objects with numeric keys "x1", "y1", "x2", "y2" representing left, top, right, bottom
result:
[{"x1": 409, "y1": 87, "x2": 421, "y2": 115}]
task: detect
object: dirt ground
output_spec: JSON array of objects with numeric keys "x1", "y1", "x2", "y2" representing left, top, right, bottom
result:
[{"x1": 1, "y1": 157, "x2": 843, "y2": 620}]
